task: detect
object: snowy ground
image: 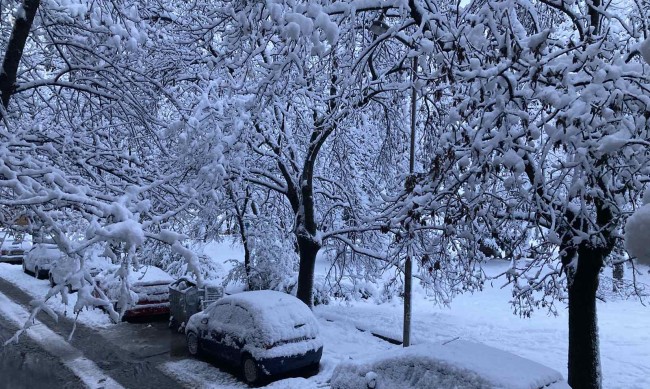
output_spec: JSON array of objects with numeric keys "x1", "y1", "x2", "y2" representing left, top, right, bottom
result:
[
  {"x1": 1, "y1": 241, "x2": 649, "y2": 388},
  {"x1": 0, "y1": 263, "x2": 112, "y2": 328}
]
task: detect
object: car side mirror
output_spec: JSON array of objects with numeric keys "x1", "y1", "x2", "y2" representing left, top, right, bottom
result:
[{"x1": 201, "y1": 318, "x2": 208, "y2": 325}]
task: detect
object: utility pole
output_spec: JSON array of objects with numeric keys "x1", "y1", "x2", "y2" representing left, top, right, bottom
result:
[{"x1": 403, "y1": 55, "x2": 418, "y2": 348}]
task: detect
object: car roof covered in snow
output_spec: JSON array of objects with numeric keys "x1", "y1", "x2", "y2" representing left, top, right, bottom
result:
[
  {"x1": 99, "y1": 265, "x2": 174, "y2": 286},
  {"x1": 214, "y1": 290, "x2": 319, "y2": 344},
  {"x1": 331, "y1": 339, "x2": 568, "y2": 389},
  {"x1": 27, "y1": 243, "x2": 62, "y2": 259},
  {"x1": 128, "y1": 265, "x2": 173, "y2": 285},
  {"x1": 1, "y1": 236, "x2": 31, "y2": 249}
]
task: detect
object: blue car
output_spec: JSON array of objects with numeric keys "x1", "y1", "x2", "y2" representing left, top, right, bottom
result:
[{"x1": 185, "y1": 290, "x2": 323, "y2": 385}]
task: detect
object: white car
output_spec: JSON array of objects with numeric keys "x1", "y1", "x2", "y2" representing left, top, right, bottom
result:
[
  {"x1": 49, "y1": 251, "x2": 109, "y2": 292},
  {"x1": 22, "y1": 243, "x2": 62, "y2": 279},
  {"x1": 331, "y1": 339, "x2": 569, "y2": 389},
  {"x1": 0, "y1": 236, "x2": 31, "y2": 264}
]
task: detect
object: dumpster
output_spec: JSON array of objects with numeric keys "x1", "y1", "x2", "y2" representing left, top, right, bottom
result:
[{"x1": 169, "y1": 277, "x2": 223, "y2": 331}]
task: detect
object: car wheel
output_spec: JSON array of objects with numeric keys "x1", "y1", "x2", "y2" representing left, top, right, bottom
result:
[
  {"x1": 304, "y1": 362, "x2": 320, "y2": 377},
  {"x1": 242, "y1": 355, "x2": 261, "y2": 386},
  {"x1": 186, "y1": 331, "x2": 200, "y2": 357}
]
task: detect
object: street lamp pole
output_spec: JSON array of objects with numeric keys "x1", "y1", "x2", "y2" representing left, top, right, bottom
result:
[
  {"x1": 403, "y1": 55, "x2": 418, "y2": 348},
  {"x1": 368, "y1": 19, "x2": 417, "y2": 348}
]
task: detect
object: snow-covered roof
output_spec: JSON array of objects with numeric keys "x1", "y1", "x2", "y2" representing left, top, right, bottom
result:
[
  {"x1": 217, "y1": 290, "x2": 319, "y2": 345},
  {"x1": 331, "y1": 339, "x2": 568, "y2": 389}
]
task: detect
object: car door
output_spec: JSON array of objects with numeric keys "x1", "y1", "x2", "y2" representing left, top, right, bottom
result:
[
  {"x1": 219, "y1": 305, "x2": 254, "y2": 363},
  {"x1": 207, "y1": 304, "x2": 233, "y2": 359}
]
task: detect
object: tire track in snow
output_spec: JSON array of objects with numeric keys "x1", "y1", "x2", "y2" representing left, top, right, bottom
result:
[{"x1": 0, "y1": 291, "x2": 124, "y2": 389}]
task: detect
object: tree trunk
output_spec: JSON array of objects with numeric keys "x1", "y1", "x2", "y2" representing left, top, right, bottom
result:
[
  {"x1": 567, "y1": 245, "x2": 603, "y2": 389},
  {"x1": 295, "y1": 233, "x2": 320, "y2": 307},
  {"x1": 235, "y1": 212, "x2": 251, "y2": 289},
  {"x1": 0, "y1": 0, "x2": 41, "y2": 113}
]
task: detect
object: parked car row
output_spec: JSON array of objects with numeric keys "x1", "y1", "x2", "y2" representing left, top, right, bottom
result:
[
  {"x1": 14, "y1": 242, "x2": 175, "y2": 321},
  {"x1": 7, "y1": 246, "x2": 568, "y2": 388},
  {"x1": 14, "y1": 246, "x2": 325, "y2": 386}
]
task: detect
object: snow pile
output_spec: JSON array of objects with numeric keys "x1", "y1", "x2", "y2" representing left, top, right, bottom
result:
[
  {"x1": 625, "y1": 203, "x2": 650, "y2": 266},
  {"x1": 330, "y1": 340, "x2": 567, "y2": 389}
]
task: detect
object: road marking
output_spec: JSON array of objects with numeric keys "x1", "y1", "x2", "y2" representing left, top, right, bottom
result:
[{"x1": 0, "y1": 291, "x2": 125, "y2": 389}]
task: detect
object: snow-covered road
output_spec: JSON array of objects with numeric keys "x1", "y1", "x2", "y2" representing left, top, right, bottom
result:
[
  {"x1": 0, "y1": 314, "x2": 85, "y2": 389},
  {"x1": 0, "y1": 266, "x2": 188, "y2": 389}
]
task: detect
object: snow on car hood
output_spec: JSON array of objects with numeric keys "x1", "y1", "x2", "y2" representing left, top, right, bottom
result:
[
  {"x1": 218, "y1": 290, "x2": 320, "y2": 346},
  {"x1": 331, "y1": 339, "x2": 567, "y2": 389}
]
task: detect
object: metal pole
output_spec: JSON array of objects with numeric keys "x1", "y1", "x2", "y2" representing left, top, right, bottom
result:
[
  {"x1": 403, "y1": 55, "x2": 418, "y2": 348},
  {"x1": 409, "y1": 56, "x2": 418, "y2": 174}
]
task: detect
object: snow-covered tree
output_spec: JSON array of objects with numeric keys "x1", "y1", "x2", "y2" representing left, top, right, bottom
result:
[
  {"x1": 378, "y1": 1, "x2": 650, "y2": 387},
  {"x1": 157, "y1": 0, "x2": 419, "y2": 307},
  {"x1": 0, "y1": 0, "x2": 207, "y2": 324}
]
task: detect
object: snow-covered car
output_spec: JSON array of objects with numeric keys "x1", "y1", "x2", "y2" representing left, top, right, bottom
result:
[
  {"x1": 0, "y1": 236, "x2": 31, "y2": 264},
  {"x1": 22, "y1": 243, "x2": 62, "y2": 279},
  {"x1": 330, "y1": 339, "x2": 569, "y2": 389},
  {"x1": 96, "y1": 265, "x2": 174, "y2": 320},
  {"x1": 49, "y1": 255, "x2": 108, "y2": 292},
  {"x1": 185, "y1": 290, "x2": 323, "y2": 386}
]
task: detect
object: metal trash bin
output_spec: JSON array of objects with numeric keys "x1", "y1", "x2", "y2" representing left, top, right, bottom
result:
[{"x1": 169, "y1": 277, "x2": 223, "y2": 332}]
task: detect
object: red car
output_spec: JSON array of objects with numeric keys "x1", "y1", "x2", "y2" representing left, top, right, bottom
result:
[{"x1": 96, "y1": 265, "x2": 173, "y2": 320}]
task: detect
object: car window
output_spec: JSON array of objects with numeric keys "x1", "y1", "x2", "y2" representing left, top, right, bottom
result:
[
  {"x1": 210, "y1": 304, "x2": 233, "y2": 324},
  {"x1": 228, "y1": 305, "x2": 253, "y2": 327}
]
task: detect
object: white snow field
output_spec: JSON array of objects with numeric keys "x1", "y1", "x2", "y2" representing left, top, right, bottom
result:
[{"x1": 1, "y1": 240, "x2": 648, "y2": 388}]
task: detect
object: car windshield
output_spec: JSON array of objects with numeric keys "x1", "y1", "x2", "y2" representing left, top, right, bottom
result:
[{"x1": 216, "y1": 291, "x2": 319, "y2": 345}]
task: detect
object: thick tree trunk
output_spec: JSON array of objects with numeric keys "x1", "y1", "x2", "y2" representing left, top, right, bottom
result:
[
  {"x1": 567, "y1": 245, "x2": 603, "y2": 389},
  {"x1": 0, "y1": 0, "x2": 41, "y2": 113},
  {"x1": 295, "y1": 233, "x2": 320, "y2": 307}
]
